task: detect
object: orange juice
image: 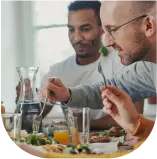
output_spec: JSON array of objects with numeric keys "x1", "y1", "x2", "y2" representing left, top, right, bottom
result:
[
  {"x1": 71, "y1": 129, "x2": 80, "y2": 145},
  {"x1": 54, "y1": 130, "x2": 70, "y2": 145}
]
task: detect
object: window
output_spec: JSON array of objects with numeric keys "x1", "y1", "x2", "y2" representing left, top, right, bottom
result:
[{"x1": 34, "y1": 1, "x2": 74, "y2": 86}]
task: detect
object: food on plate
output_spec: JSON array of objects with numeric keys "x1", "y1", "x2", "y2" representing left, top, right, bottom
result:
[
  {"x1": 89, "y1": 136, "x2": 110, "y2": 143},
  {"x1": 9, "y1": 130, "x2": 56, "y2": 146},
  {"x1": 20, "y1": 130, "x2": 28, "y2": 140},
  {"x1": 90, "y1": 126, "x2": 126, "y2": 139},
  {"x1": 107, "y1": 128, "x2": 121, "y2": 137},
  {"x1": 25, "y1": 132, "x2": 54, "y2": 146},
  {"x1": 107, "y1": 127, "x2": 126, "y2": 137},
  {"x1": 8, "y1": 129, "x2": 28, "y2": 141},
  {"x1": 42, "y1": 144, "x2": 92, "y2": 155},
  {"x1": 14, "y1": 127, "x2": 131, "y2": 158},
  {"x1": 89, "y1": 127, "x2": 126, "y2": 143},
  {"x1": 42, "y1": 144, "x2": 67, "y2": 153}
]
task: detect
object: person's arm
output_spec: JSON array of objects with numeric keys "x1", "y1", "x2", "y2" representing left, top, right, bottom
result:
[
  {"x1": 90, "y1": 100, "x2": 144, "y2": 130},
  {"x1": 131, "y1": 115, "x2": 155, "y2": 140},
  {"x1": 65, "y1": 62, "x2": 156, "y2": 109},
  {"x1": 90, "y1": 115, "x2": 119, "y2": 130},
  {"x1": 101, "y1": 85, "x2": 155, "y2": 141},
  {"x1": 133, "y1": 115, "x2": 156, "y2": 149}
]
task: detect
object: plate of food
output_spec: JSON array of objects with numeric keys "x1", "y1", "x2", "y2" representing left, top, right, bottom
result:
[
  {"x1": 16, "y1": 142, "x2": 132, "y2": 159},
  {"x1": 14, "y1": 128, "x2": 132, "y2": 158},
  {"x1": 89, "y1": 126, "x2": 126, "y2": 144},
  {"x1": 16, "y1": 130, "x2": 120, "y2": 155},
  {"x1": 16, "y1": 143, "x2": 118, "y2": 157}
]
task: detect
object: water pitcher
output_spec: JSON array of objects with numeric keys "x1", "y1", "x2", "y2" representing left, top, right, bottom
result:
[{"x1": 16, "y1": 67, "x2": 42, "y2": 133}]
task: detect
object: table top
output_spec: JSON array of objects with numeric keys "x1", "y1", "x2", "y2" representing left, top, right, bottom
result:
[{"x1": 42, "y1": 141, "x2": 143, "y2": 159}]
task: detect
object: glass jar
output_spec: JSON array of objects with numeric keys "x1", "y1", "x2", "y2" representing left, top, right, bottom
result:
[{"x1": 15, "y1": 67, "x2": 42, "y2": 133}]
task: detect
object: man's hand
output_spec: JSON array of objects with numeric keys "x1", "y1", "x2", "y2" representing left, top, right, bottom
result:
[
  {"x1": 100, "y1": 85, "x2": 140, "y2": 134},
  {"x1": 124, "y1": 133, "x2": 142, "y2": 146},
  {"x1": 40, "y1": 77, "x2": 71, "y2": 103}
]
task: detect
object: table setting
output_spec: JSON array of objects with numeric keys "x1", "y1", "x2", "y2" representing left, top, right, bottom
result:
[
  {"x1": 1, "y1": 105, "x2": 134, "y2": 158},
  {"x1": 1, "y1": 66, "x2": 135, "y2": 158}
]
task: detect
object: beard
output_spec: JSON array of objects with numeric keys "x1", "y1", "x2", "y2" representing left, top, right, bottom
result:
[
  {"x1": 72, "y1": 36, "x2": 101, "y2": 59},
  {"x1": 76, "y1": 52, "x2": 93, "y2": 58},
  {"x1": 120, "y1": 29, "x2": 152, "y2": 65},
  {"x1": 74, "y1": 43, "x2": 100, "y2": 59}
]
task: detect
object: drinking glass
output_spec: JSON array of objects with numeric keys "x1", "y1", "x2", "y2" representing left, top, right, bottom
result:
[
  {"x1": 67, "y1": 107, "x2": 90, "y2": 144},
  {"x1": 1, "y1": 113, "x2": 22, "y2": 141},
  {"x1": 67, "y1": 116, "x2": 79, "y2": 145},
  {"x1": 52, "y1": 118, "x2": 70, "y2": 145}
]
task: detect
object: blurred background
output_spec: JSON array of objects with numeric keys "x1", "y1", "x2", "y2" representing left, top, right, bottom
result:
[
  {"x1": 1, "y1": 1, "x2": 156, "y2": 121},
  {"x1": 1, "y1": 1, "x2": 75, "y2": 112}
]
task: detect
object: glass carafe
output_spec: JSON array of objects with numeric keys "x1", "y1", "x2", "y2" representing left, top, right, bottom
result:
[{"x1": 16, "y1": 67, "x2": 42, "y2": 133}]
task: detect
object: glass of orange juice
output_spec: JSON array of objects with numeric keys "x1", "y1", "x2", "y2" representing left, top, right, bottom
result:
[
  {"x1": 53, "y1": 130, "x2": 70, "y2": 145},
  {"x1": 67, "y1": 107, "x2": 90, "y2": 144},
  {"x1": 53, "y1": 119, "x2": 70, "y2": 145}
]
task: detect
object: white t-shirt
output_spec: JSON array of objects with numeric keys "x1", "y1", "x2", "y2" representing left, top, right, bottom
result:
[{"x1": 41, "y1": 51, "x2": 115, "y2": 119}]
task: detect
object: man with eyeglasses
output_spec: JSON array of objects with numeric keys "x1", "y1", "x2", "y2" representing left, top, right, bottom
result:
[
  {"x1": 99, "y1": 1, "x2": 156, "y2": 141},
  {"x1": 41, "y1": 1, "x2": 156, "y2": 143}
]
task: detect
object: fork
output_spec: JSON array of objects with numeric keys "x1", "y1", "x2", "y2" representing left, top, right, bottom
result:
[
  {"x1": 98, "y1": 62, "x2": 108, "y2": 109},
  {"x1": 98, "y1": 62, "x2": 107, "y2": 86},
  {"x1": 32, "y1": 90, "x2": 50, "y2": 132},
  {"x1": 33, "y1": 78, "x2": 55, "y2": 132}
]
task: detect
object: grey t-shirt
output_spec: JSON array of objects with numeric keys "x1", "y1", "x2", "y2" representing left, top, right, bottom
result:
[{"x1": 65, "y1": 62, "x2": 156, "y2": 109}]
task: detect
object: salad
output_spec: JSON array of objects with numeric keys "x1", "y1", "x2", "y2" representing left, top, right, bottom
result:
[
  {"x1": 9, "y1": 130, "x2": 57, "y2": 146},
  {"x1": 25, "y1": 132, "x2": 56, "y2": 146}
]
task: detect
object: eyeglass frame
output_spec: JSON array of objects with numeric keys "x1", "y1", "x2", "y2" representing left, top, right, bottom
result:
[{"x1": 102, "y1": 14, "x2": 147, "y2": 39}]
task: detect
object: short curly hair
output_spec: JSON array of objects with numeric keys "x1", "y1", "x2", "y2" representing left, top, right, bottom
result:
[{"x1": 68, "y1": 1, "x2": 101, "y2": 25}]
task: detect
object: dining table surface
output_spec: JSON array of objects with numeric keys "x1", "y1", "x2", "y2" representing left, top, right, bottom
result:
[{"x1": 42, "y1": 143, "x2": 136, "y2": 158}]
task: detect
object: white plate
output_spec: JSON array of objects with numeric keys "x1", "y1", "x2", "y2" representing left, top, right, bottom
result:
[
  {"x1": 110, "y1": 136, "x2": 124, "y2": 143},
  {"x1": 89, "y1": 142, "x2": 119, "y2": 154}
]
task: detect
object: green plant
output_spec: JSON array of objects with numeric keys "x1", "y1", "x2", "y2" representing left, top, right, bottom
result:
[{"x1": 99, "y1": 45, "x2": 108, "y2": 56}]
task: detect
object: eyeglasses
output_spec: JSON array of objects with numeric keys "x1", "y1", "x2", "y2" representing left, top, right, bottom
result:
[{"x1": 102, "y1": 14, "x2": 147, "y2": 39}]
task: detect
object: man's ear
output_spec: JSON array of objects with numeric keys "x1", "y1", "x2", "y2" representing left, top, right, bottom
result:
[{"x1": 143, "y1": 16, "x2": 156, "y2": 37}]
